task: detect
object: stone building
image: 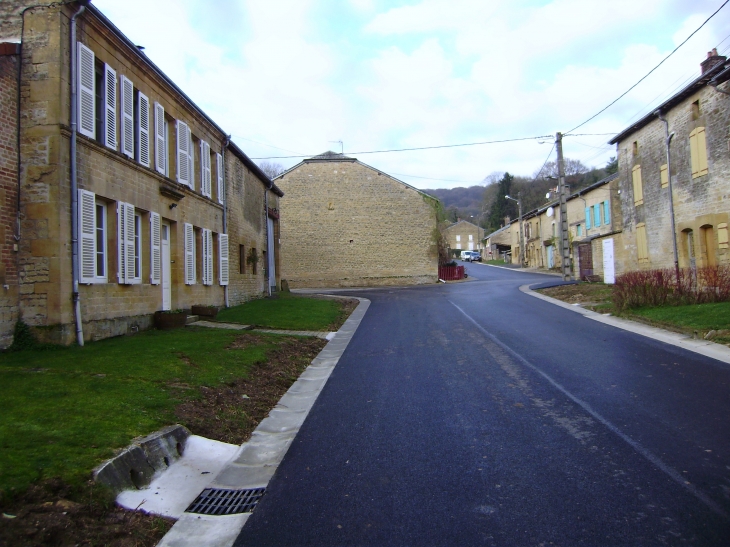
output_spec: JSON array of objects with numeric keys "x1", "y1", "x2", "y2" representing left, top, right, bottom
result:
[
  {"x1": 0, "y1": 1, "x2": 282, "y2": 346},
  {"x1": 442, "y1": 219, "x2": 484, "y2": 256},
  {"x1": 275, "y1": 151, "x2": 439, "y2": 288},
  {"x1": 608, "y1": 49, "x2": 730, "y2": 274}
]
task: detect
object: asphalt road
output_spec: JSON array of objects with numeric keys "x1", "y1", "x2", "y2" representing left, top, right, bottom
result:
[{"x1": 234, "y1": 264, "x2": 730, "y2": 546}]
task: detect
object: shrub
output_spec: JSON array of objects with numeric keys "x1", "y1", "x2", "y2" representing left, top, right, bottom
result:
[{"x1": 613, "y1": 265, "x2": 730, "y2": 311}]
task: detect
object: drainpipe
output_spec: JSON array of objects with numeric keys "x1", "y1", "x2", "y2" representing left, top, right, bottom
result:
[
  {"x1": 70, "y1": 1, "x2": 88, "y2": 346},
  {"x1": 222, "y1": 135, "x2": 230, "y2": 308},
  {"x1": 264, "y1": 186, "x2": 270, "y2": 297},
  {"x1": 656, "y1": 110, "x2": 679, "y2": 285}
]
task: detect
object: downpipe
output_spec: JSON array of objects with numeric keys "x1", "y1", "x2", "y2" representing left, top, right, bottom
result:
[
  {"x1": 222, "y1": 135, "x2": 230, "y2": 308},
  {"x1": 70, "y1": 1, "x2": 88, "y2": 346}
]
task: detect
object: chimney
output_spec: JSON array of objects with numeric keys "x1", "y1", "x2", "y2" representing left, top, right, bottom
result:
[
  {"x1": 504, "y1": 215, "x2": 510, "y2": 225},
  {"x1": 701, "y1": 48, "x2": 726, "y2": 74}
]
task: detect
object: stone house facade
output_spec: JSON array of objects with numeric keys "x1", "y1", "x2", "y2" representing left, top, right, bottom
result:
[
  {"x1": 608, "y1": 50, "x2": 730, "y2": 274},
  {"x1": 442, "y1": 219, "x2": 484, "y2": 256},
  {"x1": 275, "y1": 152, "x2": 439, "y2": 288},
  {"x1": 0, "y1": 1, "x2": 281, "y2": 346}
]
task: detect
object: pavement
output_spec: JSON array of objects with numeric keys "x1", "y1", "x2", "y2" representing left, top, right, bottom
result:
[{"x1": 144, "y1": 272, "x2": 730, "y2": 546}]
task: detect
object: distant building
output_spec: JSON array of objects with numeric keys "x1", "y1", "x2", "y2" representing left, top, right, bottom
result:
[
  {"x1": 275, "y1": 152, "x2": 440, "y2": 288},
  {"x1": 442, "y1": 220, "x2": 485, "y2": 256}
]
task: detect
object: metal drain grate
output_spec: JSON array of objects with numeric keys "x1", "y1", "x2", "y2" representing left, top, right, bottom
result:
[{"x1": 185, "y1": 487, "x2": 266, "y2": 515}]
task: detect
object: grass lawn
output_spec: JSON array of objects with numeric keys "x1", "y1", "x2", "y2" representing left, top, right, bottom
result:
[
  {"x1": 485, "y1": 259, "x2": 509, "y2": 266},
  {"x1": 630, "y1": 301, "x2": 730, "y2": 332},
  {"x1": 0, "y1": 327, "x2": 275, "y2": 498},
  {"x1": 216, "y1": 292, "x2": 346, "y2": 330}
]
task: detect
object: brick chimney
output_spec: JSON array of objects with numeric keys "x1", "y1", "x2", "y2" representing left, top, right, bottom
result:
[{"x1": 701, "y1": 48, "x2": 726, "y2": 74}]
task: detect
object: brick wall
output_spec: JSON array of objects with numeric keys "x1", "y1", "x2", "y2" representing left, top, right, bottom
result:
[
  {"x1": 276, "y1": 158, "x2": 438, "y2": 288},
  {"x1": 0, "y1": 44, "x2": 20, "y2": 346}
]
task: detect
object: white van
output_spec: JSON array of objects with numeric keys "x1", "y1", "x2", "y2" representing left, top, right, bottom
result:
[{"x1": 460, "y1": 250, "x2": 481, "y2": 262}]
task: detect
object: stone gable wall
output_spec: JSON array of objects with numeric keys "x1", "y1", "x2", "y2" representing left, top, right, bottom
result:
[{"x1": 276, "y1": 160, "x2": 437, "y2": 288}]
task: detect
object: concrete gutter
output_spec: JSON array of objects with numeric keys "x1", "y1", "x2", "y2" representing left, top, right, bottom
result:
[
  {"x1": 156, "y1": 296, "x2": 370, "y2": 547},
  {"x1": 521, "y1": 284, "x2": 730, "y2": 366}
]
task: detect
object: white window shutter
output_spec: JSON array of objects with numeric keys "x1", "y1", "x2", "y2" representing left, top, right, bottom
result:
[
  {"x1": 103, "y1": 63, "x2": 117, "y2": 149},
  {"x1": 207, "y1": 230, "x2": 213, "y2": 285},
  {"x1": 219, "y1": 233, "x2": 229, "y2": 286},
  {"x1": 77, "y1": 42, "x2": 95, "y2": 139},
  {"x1": 79, "y1": 189, "x2": 96, "y2": 283},
  {"x1": 154, "y1": 102, "x2": 166, "y2": 175},
  {"x1": 176, "y1": 120, "x2": 190, "y2": 186},
  {"x1": 150, "y1": 212, "x2": 161, "y2": 285},
  {"x1": 137, "y1": 92, "x2": 150, "y2": 167},
  {"x1": 124, "y1": 203, "x2": 135, "y2": 283},
  {"x1": 184, "y1": 222, "x2": 195, "y2": 284},
  {"x1": 200, "y1": 141, "x2": 211, "y2": 198},
  {"x1": 117, "y1": 202, "x2": 125, "y2": 282},
  {"x1": 216, "y1": 153, "x2": 224, "y2": 204},
  {"x1": 120, "y1": 75, "x2": 134, "y2": 157},
  {"x1": 188, "y1": 127, "x2": 194, "y2": 190},
  {"x1": 201, "y1": 229, "x2": 211, "y2": 285}
]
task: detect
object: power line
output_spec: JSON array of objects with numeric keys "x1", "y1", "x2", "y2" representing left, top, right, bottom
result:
[
  {"x1": 251, "y1": 134, "x2": 553, "y2": 160},
  {"x1": 389, "y1": 172, "x2": 483, "y2": 185},
  {"x1": 565, "y1": 0, "x2": 730, "y2": 135}
]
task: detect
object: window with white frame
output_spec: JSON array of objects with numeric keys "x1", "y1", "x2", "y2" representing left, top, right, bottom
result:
[
  {"x1": 200, "y1": 140, "x2": 211, "y2": 198},
  {"x1": 78, "y1": 189, "x2": 107, "y2": 283},
  {"x1": 202, "y1": 228, "x2": 213, "y2": 285},
  {"x1": 216, "y1": 153, "x2": 224, "y2": 204},
  {"x1": 117, "y1": 202, "x2": 141, "y2": 284},
  {"x1": 154, "y1": 102, "x2": 166, "y2": 176},
  {"x1": 219, "y1": 234, "x2": 229, "y2": 285},
  {"x1": 184, "y1": 222, "x2": 196, "y2": 284}
]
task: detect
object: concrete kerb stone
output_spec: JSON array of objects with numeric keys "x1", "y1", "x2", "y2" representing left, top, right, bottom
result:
[
  {"x1": 156, "y1": 296, "x2": 370, "y2": 547},
  {"x1": 521, "y1": 284, "x2": 730, "y2": 366}
]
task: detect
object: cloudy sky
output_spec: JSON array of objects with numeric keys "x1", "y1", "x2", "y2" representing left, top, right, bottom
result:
[{"x1": 92, "y1": 0, "x2": 730, "y2": 189}]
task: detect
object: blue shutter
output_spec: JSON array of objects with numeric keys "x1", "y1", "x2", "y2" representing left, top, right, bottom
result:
[
  {"x1": 585, "y1": 207, "x2": 591, "y2": 230},
  {"x1": 594, "y1": 204, "x2": 601, "y2": 227},
  {"x1": 603, "y1": 201, "x2": 610, "y2": 225}
]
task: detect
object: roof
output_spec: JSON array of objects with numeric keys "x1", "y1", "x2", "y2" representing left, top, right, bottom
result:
[
  {"x1": 609, "y1": 58, "x2": 730, "y2": 145},
  {"x1": 275, "y1": 152, "x2": 440, "y2": 202},
  {"x1": 85, "y1": 4, "x2": 283, "y2": 197},
  {"x1": 443, "y1": 219, "x2": 484, "y2": 231}
]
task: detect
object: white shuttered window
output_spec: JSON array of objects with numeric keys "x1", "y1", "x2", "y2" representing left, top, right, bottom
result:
[
  {"x1": 200, "y1": 141, "x2": 211, "y2": 197},
  {"x1": 103, "y1": 63, "x2": 117, "y2": 149},
  {"x1": 120, "y1": 75, "x2": 134, "y2": 157},
  {"x1": 176, "y1": 120, "x2": 190, "y2": 186},
  {"x1": 216, "y1": 153, "x2": 224, "y2": 204},
  {"x1": 150, "y1": 212, "x2": 161, "y2": 285},
  {"x1": 184, "y1": 222, "x2": 195, "y2": 284},
  {"x1": 219, "y1": 234, "x2": 229, "y2": 286},
  {"x1": 78, "y1": 189, "x2": 97, "y2": 283},
  {"x1": 202, "y1": 229, "x2": 213, "y2": 285},
  {"x1": 154, "y1": 103, "x2": 166, "y2": 175},
  {"x1": 77, "y1": 42, "x2": 95, "y2": 139},
  {"x1": 117, "y1": 202, "x2": 138, "y2": 284},
  {"x1": 137, "y1": 92, "x2": 150, "y2": 167}
]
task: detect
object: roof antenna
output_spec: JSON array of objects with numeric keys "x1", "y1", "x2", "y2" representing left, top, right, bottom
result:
[{"x1": 329, "y1": 140, "x2": 343, "y2": 154}]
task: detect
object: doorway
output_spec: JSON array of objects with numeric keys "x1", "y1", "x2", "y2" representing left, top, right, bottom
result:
[{"x1": 162, "y1": 222, "x2": 171, "y2": 311}]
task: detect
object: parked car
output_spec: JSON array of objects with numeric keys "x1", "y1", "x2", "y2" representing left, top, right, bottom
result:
[{"x1": 460, "y1": 250, "x2": 482, "y2": 262}]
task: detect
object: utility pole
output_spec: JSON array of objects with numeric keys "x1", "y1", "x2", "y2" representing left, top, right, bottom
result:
[
  {"x1": 505, "y1": 193, "x2": 524, "y2": 266},
  {"x1": 556, "y1": 132, "x2": 572, "y2": 281}
]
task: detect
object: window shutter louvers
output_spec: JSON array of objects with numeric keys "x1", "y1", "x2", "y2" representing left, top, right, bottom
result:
[
  {"x1": 585, "y1": 207, "x2": 591, "y2": 230},
  {"x1": 137, "y1": 92, "x2": 150, "y2": 167},
  {"x1": 103, "y1": 63, "x2": 117, "y2": 149},
  {"x1": 150, "y1": 212, "x2": 161, "y2": 285},
  {"x1": 117, "y1": 202, "x2": 136, "y2": 284},
  {"x1": 603, "y1": 201, "x2": 610, "y2": 225},
  {"x1": 77, "y1": 42, "x2": 95, "y2": 139},
  {"x1": 176, "y1": 120, "x2": 190, "y2": 186},
  {"x1": 201, "y1": 141, "x2": 211, "y2": 197},
  {"x1": 188, "y1": 127, "x2": 194, "y2": 190},
  {"x1": 219, "y1": 234, "x2": 229, "y2": 285},
  {"x1": 184, "y1": 223, "x2": 195, "y2": 284},
  {"x1": 154, "y1": 103, "x2": 166, "y2": 175},
  {"x1": 120, "y1": 75, "x2": 134, "y2": 157},
  {"x1": 202, "y1": 229, "x2": 213, "y2": 285},
  {"x1": 216, "y1": 153, "x2": 224, "y2": 204},
  {"x1": 79, "y1": 189, "x2": 96, "y2": 283},
  {"x1": 593, "y1": 204, "x2": 601, "y2": 227}
]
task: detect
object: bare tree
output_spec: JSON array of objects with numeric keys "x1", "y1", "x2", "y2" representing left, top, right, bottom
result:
[
  {"x1": 533, "y1": 158, "x2": 589, "y2": 180},
  {"x1": 257, "y1": 161, "x2": 286, "y2": 179},
  {"x1": 481, "y1": 171, "x2": 503, "y2": 186}
]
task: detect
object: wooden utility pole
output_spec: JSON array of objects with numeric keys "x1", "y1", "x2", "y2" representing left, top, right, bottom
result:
[{"x1": 556, "y1": 132, "x2": 572, "y2": 281}]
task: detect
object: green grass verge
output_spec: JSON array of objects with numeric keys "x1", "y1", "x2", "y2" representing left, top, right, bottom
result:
[
  {"x1": 0, "y1": 327, "x2": 276, "y2": 499},
  {"x1": 628, "y1": 301, "x2": 730, "y2": 332},
  {"x1": 216, "y1": 293, "x2": 342, "y2": 330},
  {"x1": 485, "y1": 259, "x2": 509, "y2": 265}
]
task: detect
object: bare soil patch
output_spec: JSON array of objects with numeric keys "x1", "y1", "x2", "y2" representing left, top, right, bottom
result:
[
  {"x1": 537, "y1": 283, "x2": 615, "y2": 311},
  {"x1": 0, "y1": 333, "x2": 328, "y2": 546}
]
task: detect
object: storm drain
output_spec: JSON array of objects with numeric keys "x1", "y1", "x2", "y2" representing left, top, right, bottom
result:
[{"x1": 185, "y1": 487, "x2": 266, "y2": 515}]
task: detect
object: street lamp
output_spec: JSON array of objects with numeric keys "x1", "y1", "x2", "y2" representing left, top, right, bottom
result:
[{"x1": 505, "y1": 193, "x2": 524, "y2": 267}]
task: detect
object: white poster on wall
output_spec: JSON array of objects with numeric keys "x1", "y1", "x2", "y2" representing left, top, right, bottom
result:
[{"x1": 603, "y1": 238, "x2": 615, "y2": 284}]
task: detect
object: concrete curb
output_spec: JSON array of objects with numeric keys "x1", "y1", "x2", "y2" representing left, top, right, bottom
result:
[
  {"x1": 156, "y1": 296, "x2": 371, "y2": 547},
  {"x1": 521, "y1": 284, "x2": 730, "y2": 366}
]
